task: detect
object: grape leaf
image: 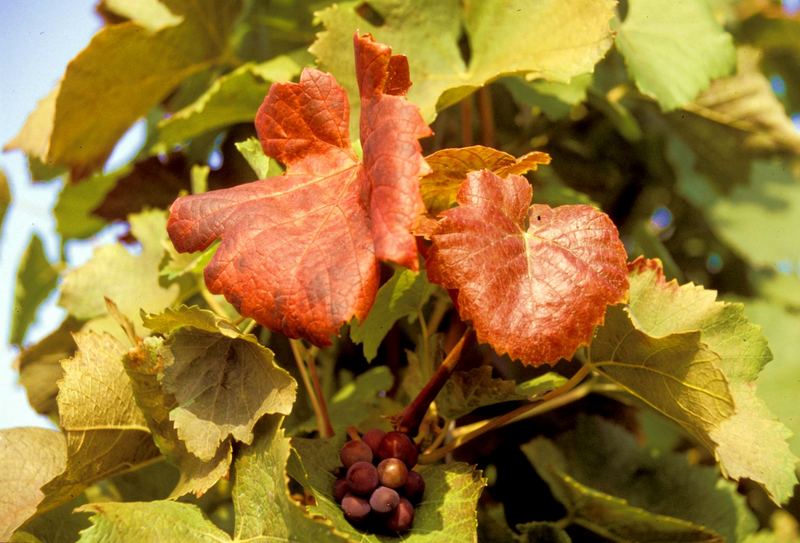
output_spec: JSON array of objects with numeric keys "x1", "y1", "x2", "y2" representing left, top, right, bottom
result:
[
  {"x1": 53, "y1": 171, "x2": 117, "y2": 239},
  {"x1": 350, "y1": 268, "x2": 434, "y2": 361},
  {"x1": 290, "y1": 436, "x2": 487, "y2": 543},
  {"x1": 168, "y1": 34, "x2": 431, "y2": 346},
  {"x1": 668, "y1": 47, "x2": 800, "y2": 188},
  {"x1": 590, "y1": 305, "x2": 735, "y2": 453},
  {"x1": 437, "y1": 367, "x2": 567, "y2": 421},
  {"x1": 76, "y1": 417, "x2": 341, "y2": 542},
  {"x1": 615, "y1": 0, "x2": 736, "y2": 110},
  {"x1": 625, "y1": 257, "x2": 799, "y2": 503},
  {"x1": 503, "y1": 74, "x2": 593, "y2": 121},
  {"x1": 15, "y1": 317, "x2": 82, "y2": 418},
  {"x1": 41, "y1": 331, "x2": 160, "y2": 511},
  {"x1": 59, "y1": 210, "x2": 179, "y2": 334},
  {"x1": 11, "y1": 234, "x2": 59, "y2": 345},
  {"x1": 157, "y1": 313, "x2": 296, "y2": 461},
  {"x1": 420, "y1": 146, "x2": 550, "y2": 214},
  {"x1": 426, "y1": 169, "x2": 628, "y2": 365},
  {"x1": 516, "y1": 522, "x2": 572, "y2": 543},
  {"x1": 155, "y1": 49, "x2": 312, "y2": 149},
  {"x1": 5, "y1": 0, "x2": 244, "y2": 173},
  {"x1": 312, "y1": 0, "x2": 616, "y2": 125},
  {"x1": 0, "y1": 428, "x2": 66, "y2": 540},
  {"x1": 235, "y1": 138, "x2": 279, "y2": 179},
  {"x1": 123, "y1": 334, "x2": 233, "y2": 498},
  {"x1": 10, "y1": 495, "x2": 89, "y2": 543},
  {"x1": 100, "y1": 0, "x2": 183, "y2": 31},
  {"x1": 523, "y1": 416, "x2": 755, "y2": 542},
  {"x1": 670, "y1": 137, "x2": 800, "y2": 268}
]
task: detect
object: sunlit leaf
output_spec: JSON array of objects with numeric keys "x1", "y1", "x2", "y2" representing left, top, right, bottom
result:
[
  {"x1": 168, "y1": 34, "x2": 431, "y2": 345},
  {"x1": 427, "y1": 169, "x2": 628, "y2": 365}
]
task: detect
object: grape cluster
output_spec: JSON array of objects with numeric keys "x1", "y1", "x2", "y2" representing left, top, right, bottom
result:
[{"x1": 333, "y1": 429, "x2": 425, "y2": 534}]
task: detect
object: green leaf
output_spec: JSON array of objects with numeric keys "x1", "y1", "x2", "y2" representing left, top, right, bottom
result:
[
  {"x1": 295, "y1": 366, "x2": 401, "y2": 434},
  {"x1": 516, "y1": 522, "x2": 572, "y2": 543},
  {"x1": 100, "y1": 0, "x2": 183, "y2": 31},
  {"x1": 11, "y1": 234, "x2": 59, "y2": 345},
  {"x1": 741, "y1": 299, "x2": 800, "y2": 455},
  {"x1": 523, "y1": 417, "x2": 754, "y2": 542},
  {"x1": 615, "y1": 0, "x2": 735, "y2": 110},
  {"x1": 671, "y1": 138, "x2": 800, "y2": 268},
  {"x1": 10, "y1": 495, "x2": 89, "y2": 543},
  {"x1": 76, "y1": 501, "x2": 230, "y2": 543},
  {"x1": 123, "y1": 335, "x2": 233, "y2": 498},
  {"x1": 437, "y1": 367, "x2": 567, "y2": 421},
  {"x1": 503, "y1": 74, "x2": 592, "y2": 121},
  {"x1": 234, "y1": 138, "x2": 282, "y2": 180},
  {"x1": 161, "y1": 328, "x2": 296, "y2": 461},
  {"x1": 155, "y1": 49, "x2": 312, "y2": 150},
  {"x1": 232, "y1": 417, "x2": 341, "y2": 542},
  {"x1": 626, "y1": 258, "x2": 799, "y2": 503},
  {"x1": 6, "y1": 0, "x2": 244, "y2": 172},
  {"x1": 53, "y1": 171, "x2": 117, "y2": 240},
  {"x1": 312, "y1": 0, "x2": 615, "y2": 128},
  {"x1": 0, "y1": 428, "x2": 66, "y2": 541},
  {"x1": 290, "y1": 436, "x2": 487, "y2": 543},
  {"x1": 0, "y1": 169, "x2": 9, "y2": 229},
  {"x1": 667, "y1": 48, "x2": 800, "y2": 188},
  {"x1": 591, "y1": 305, "x2": 735, "y2": 453},
  {"x1": 350, "y1": 269, "x2": 433, "y2": 361},
  {"x1": 59, "y1": 210, "x2": 179, "y2": 333},
  {"x1": 15, "y1": 317, "x2": 82, "y2": 419},
  {"x1": 42, "y1": 331, "x2": 160, "y2": 510}
]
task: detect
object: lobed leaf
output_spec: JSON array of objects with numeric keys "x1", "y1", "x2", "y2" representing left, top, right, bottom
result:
[
  {"x1": 6, "y1": 0, "x2": 244, "y2": 173},
  {"x1": 168, "y1": 34, "x2": 430, "y2": 346},
  {"x1": 0, "y1": 428, "x2": 66, "y2": 540},
  {"x1": 42, "y1": 331, "x2": 160, "y2": 510},
  {"x1": 624, "y1": 257, "x2": 799, "y2": 503},
  {"x1": 615, "y1": 0, "x2": 736, "y2": 110},
  {"x1": 426, "y1": 169, "x2": 628, "y2": 365},
  {"x1": 350, "y1": 268, "x2": 434, "y2": 361},
  {"x1": 421, "y1": 146, "x2": 550, "y2": 215},
  {"x1": 313, "y1": 0, "x2": 616, "y2": 125}
]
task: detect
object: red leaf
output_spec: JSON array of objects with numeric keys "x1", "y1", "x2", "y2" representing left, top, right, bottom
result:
[
  {"x1": 426, "y1": 170, "x2": 629, "y2": 365},
  {"x1": 167, "y1": 34, "x2": 430, "y2": 345}
]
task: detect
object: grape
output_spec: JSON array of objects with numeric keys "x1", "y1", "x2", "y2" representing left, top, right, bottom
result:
[
  {"x1": 361, "y1": 428, "x2": 385, "y2": 457},
  {"x1": 346, "y1": 461, "x2": 379, "y2": 496},
  {"x1": 385, "y1": 498, "x2": 414, "y2": 533},
  {"x1": 333, "y1": 478, "x2": 349, "y2": 503},
  {"x1": 340, "y1": 440, "x2": 373, "y2": 469},
  {"x1": 377, "y1": 458, "x2": 408, "y2": 489},
  {"x1": 369, "y1": 486, "x2": 400, "y2": 513},
  {"x1": 377, "y1": 431, "x2": 418, "y2": 467},
  {"x1": 341, "y1": 493, "x2": 371, "y2": 522},
  {"x1": 404, "y1": 471, "x2": 425, "y2": 503}
]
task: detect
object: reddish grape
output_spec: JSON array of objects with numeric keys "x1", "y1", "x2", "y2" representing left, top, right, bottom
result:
[
  {"x1": 404, "y1": 471, "x2": 425, "y2": 503},
  {"x1": 377, "y1": 458, "x2": 408, "y2": 489},
  {"x1": 385, "y1": 498, "x2": 414, "y2": 533},
  {"x1": 377, "y1": 431, "x2": 418, "y2": 467},
  {"x1": 362, "y1": 428, "x2": 386, "y2": 457},
  {"x1": 346, "y1": 461, "x2": 379, "y2": 496},
  {"x1": 341, "y1": 493, "x2": 371, "y2": 522},
  {"x1": 333, "y1": 478, "x2": 349, "y2": 503},
  {"x1": 340, "y1": 439, "x2": 373, "y2": 469},
  {"x1": 369, "y1": 486, "x2": 400, "y2": 513}
]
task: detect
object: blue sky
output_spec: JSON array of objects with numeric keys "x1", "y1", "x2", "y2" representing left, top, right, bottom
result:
[{"x1": 0, "y1": 2, "x2": 104, "y2": 428}]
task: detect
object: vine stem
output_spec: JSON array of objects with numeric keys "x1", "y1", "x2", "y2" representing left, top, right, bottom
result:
[
  {"x1": 290, "y1": 339, "x2": 334, "y2": 438},
  {"x1": 395, "y1": 328, "x2": 473, "y2": 435},
  {"x1": 419, "y1": 364, "x2": 593, "y2": 463}
]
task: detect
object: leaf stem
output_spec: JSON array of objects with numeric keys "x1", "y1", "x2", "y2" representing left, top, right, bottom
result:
[
  {"x1": 305, "y1": 348, "x2": 334, "y2": 438},
  {"x1": 289, "y1": 339, "x2": 333, "y2": 438},
  {"x1": 395, "y1": 329, "x2": 473, "y2": 435},
  {"x1": 419, "y1": 364, "x2": 593, "y2": 463},
  {"x1": 198, "y1": 280, "x2": 229, "y2": 318},
  {"x1": 478, "y1": 87, "x2": 495, "y2": 148}
]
